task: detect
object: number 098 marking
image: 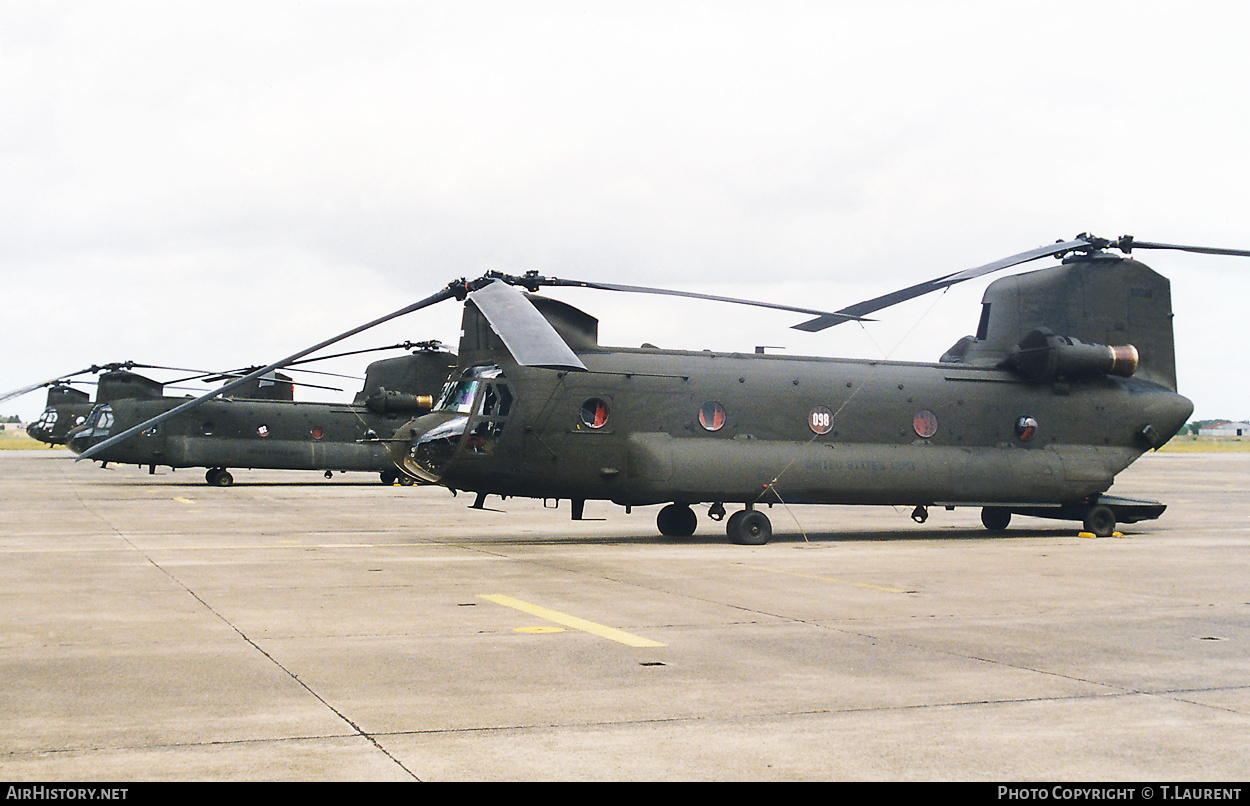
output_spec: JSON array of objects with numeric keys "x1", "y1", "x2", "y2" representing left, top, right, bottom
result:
[{"x1": 809, "y1": 406, "x2": 834, "y2": 435}]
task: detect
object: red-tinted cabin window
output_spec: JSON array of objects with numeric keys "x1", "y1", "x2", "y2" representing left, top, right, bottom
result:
[
  {"x1": 580, "y1": 398, "x2": 610, "y2": 429},
  {"x1": 699, "y1": 401, "x2": 726, "y2": 432}
]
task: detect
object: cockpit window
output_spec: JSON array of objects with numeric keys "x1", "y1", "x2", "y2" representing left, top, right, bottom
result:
[
  {"x1": 88, "y1": 406, "x2": 115, "y2": 431},
  {"x1": 481, "y1": 383, "x2": 513, "y2": 417}
]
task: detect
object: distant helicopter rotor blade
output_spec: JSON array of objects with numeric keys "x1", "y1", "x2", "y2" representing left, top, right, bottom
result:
[
  {"x1": 117, "y1": 362, "x2": 216, "y2": 374},
  {"x1": 203, "y1": 371, "x2": 346, "y2": 393},
  {"x1": 467, "y1": 280, "x2": 588, "y2": 371},
  {"x1": 791, "y1": 238, "x2": 1094, "y2": 332},
  {"x1": 200, "y1": 366, "x2": 359, "y2": 384},
  {"x1": 1, "y1": 361, "x2": 222, "y2": 405},
  {"x1": 77, "y1": 281, "x2": 465, "y2": 462},
  {"x1": 283, "y1": 340, "x2": 448, "y2": 366},
  {"x1": 0, "y1": 369, "x2": 97, "y2": 405},
  {"x1": 167, "y1": 342, "x2": 440, "y2": 386}
]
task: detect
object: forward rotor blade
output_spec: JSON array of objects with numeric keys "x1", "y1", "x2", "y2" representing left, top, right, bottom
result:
[
  {"x1": 467, "y1": 280, "x2": 587, "y2": 371},
  {"x1": 77, "y1": 282, "x2": 463, "y2": 461},
  {"x1": 791, "y1": 238, "x2": 1093, "y2": 332},
  {"x1": 529, "y1": 276, "x2": 869, "y2": 324}
]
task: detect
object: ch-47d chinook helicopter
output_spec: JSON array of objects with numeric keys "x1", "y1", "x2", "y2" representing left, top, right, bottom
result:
[
  {"x1": 2, "y1": 362, "x2": 218, "y2": 446},
  {"x1": 79, "y1": 234, "x2": 1243, "y2": 542},
  {"x1": 67, "y1": 342, "x2": 456, "y2": 486}
]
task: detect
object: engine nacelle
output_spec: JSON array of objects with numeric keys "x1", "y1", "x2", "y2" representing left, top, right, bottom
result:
[
  {"x1": 364, "y1": 387, "x2": 435, "y2": 415},
  {"x1": 1008, "y1": 328, "x2": 1138, "y2": 383}
]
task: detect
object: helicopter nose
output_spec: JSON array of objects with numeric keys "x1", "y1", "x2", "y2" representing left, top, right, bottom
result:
[
  {"x1": 64, "y1": 421, "x2": 99, "y2": 454},
  {"x1": 388, "y1": 411, "x2": 469, "y2": 484}
]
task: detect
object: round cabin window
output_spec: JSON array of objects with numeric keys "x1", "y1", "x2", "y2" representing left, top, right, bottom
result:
[
  {"x1": 580, "y1": 398, "x2": 610, "y2": 429},
  {"x1": 699, "y1": 402, "x2": 726, "y2": 432},
  {"x1": 912, "y1": 410, "x2": 938, "y2": 439}
]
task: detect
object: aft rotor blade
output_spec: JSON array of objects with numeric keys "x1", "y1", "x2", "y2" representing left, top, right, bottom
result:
[
  {"x1": 468, "y1": 280, "x2": 587, "y2": 371},
  {"x1": 530, "y1": 276, "x2": 869, "y2": 324},
  {"x1": 77, "y1": 282, "x2": 463, "y2": 461},
  {"x1": 791, "y1": 238, "x2": 1093, "y2": 332},
  {"x1": 1116, "y1": 237, "x2": 1250, "y2": 258}
]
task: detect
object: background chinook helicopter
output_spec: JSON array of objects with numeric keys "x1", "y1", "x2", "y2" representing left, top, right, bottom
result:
[
  {"x1": 68, "y1": 342, "x2": 456, "y2": 486},
  {"x1": 3, "y1": 362, "x2": 229, "y2": 446},
  {"x1": 80, "y1": 234, "x2": 1245, "y2": 542}
]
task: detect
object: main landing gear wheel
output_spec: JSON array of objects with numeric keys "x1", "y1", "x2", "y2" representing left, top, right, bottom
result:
[
  {"x1": 380, "y1": 471, "x2": 397, "y2": 485},
  {"x1": 657, "y1": 503, "x2": 697, "y2": 537},
  {"x1": 727, "y1": 509, "x2": 772, "y2": 545},
  {"x1": 205, "y1": 468, "x2": 234, "y2": 487},
  {"x1": 981, "y1": 507, "x2": 1012, "y2": 533},
  {"x1": 1083, "y1": 504, "x2": 1117, "y2": 537}
]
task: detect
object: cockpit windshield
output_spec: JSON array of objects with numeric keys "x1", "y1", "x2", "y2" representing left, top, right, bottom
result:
[
  {"x1": 434, "y1": 365, "x2": 502, "y2": 413},
  {"x1": 436, "y1": 379, "x2": 479, "y2": 413}
]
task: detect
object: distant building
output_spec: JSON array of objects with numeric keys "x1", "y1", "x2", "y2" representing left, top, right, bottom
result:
[{"x1": 1201, "y1": 421, "x2": 1250, "y2": 437}]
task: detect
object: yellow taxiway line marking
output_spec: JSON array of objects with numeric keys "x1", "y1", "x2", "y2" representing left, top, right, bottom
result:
[
  {"x1": 738, "y1": 563, "x2": 910, "y2": 593},
  {"x1": 480, "y1": 594, "x2": 665, "y2": 648},
  {"x1": 172, "y1": 497, "x2": 196, "y2": 504}
]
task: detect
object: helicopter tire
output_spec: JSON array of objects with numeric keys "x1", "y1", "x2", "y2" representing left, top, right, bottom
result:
[
  {"x1": 206, "y1": 468, "x2": 234, "y2": 487},
  {"x1": 379, "y1": 471, "x2": 397, "y2": 485},
  {"x1": 981, "y1": 507, "x2": 1012, "y2": 533},
  {"x1": 1083, "y1": 504, "x2": 1116, "y2": 537},
  {"x1": 397, "y1": 474, "x2": 415, "y2": 486},
  {"x1": 657, "y1": 504, "x2": 697, "y2": 537},
  {"x1": 728, "y1": 509, "x2": 771, "y2": 545}
]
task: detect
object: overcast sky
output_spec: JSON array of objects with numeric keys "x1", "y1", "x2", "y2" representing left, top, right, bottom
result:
[{"x1": 3, "y1": 1, "x2": 1248, "y2": 423}]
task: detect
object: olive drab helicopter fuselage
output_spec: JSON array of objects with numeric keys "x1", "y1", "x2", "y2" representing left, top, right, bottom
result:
[
  {"x1": 76, "y1": 234, "x2": 1236, "y2": 543},
  {"x1": 388, "y1": 251, "x2": 1193, "y2": 542},
  {"x1": 67, "y1": 346, "x2": 457, "y2": 486}
]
